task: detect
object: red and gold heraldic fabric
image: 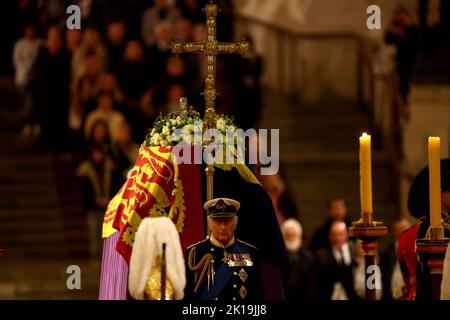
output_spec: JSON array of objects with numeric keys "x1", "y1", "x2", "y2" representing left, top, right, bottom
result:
[{"x1": 102, "y1": 145, "x2": 204, "y2": 263}]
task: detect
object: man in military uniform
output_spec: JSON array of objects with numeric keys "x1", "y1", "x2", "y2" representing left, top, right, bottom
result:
[{"x1": 184, "y1": 198, "x2": 263, "y2": 300}]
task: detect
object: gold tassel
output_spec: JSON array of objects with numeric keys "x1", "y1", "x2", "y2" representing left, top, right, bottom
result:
[
  {"x1": 207, "y1": 269, "x2": 210, "y2": 291},
  {"x1": 211, "y1": 260, "x2": 215, "y2": 286}
]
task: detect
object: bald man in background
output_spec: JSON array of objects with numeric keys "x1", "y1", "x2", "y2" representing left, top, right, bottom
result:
[{"x1": 311, "y1": 221, "x2": 360, "y2": 300}]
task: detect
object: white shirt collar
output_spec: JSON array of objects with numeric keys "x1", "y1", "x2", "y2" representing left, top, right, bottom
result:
[{"x1": 332, "y1": 242, "x2": 351, "y2": 266}]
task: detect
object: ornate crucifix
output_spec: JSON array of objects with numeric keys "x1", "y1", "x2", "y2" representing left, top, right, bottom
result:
[{"x1": 171, "y1": 1, "x2": 249, "y2": 201}]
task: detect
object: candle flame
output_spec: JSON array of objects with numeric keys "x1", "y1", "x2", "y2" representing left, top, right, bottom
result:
[{"x1": 362, "y1": 132, "x2": 368, "y2": 138}]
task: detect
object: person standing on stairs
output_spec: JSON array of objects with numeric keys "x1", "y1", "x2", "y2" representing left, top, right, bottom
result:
[
  {"x1": 77, "y1": 144, "x2": 121, "y2": 259},
  {"x1": 12, "y1": 23, "x2": 42, "y2": 140},
  {"x1": 309, "y1": 198, "x2": 351, "y2": 253}
]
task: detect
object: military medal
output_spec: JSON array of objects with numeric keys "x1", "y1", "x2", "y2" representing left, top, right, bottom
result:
[
  {"x1": 222, "y1": 252, "x2": 253, "y2": 267},
  {"x1": 239, "y1": 286, "x2": 248, "y2": 299},
  {"x1": 238, "y1": 269, "x2": 248, "y2": 283}
]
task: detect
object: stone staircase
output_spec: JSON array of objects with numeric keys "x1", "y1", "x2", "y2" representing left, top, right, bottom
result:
[
  {"x1": 0, "y1": 77, "x2": 99, "y2": 299},
  {"x1": 259, "y1": 90, "x2": 398, "y2": 246}
]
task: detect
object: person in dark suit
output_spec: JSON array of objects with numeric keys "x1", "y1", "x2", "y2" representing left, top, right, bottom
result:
[
  {"x1": 184, "y1": 198, "x2": 263, "y2": 300},
  {"x1": 311, "y1": 221, "x2": 360, "y2": 300},
  {"x1": 281, "y1": 218, "x2": 313, "y2": 301}
]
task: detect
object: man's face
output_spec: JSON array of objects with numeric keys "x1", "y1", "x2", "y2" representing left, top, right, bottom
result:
[
  {"x1": 208, "y1": 216, "x2": 237, "y2": 244},
  {"x1": 329, "y1": 222, "x2": 348, "y2": 248},
  {"x1": 107, "y1": 22, "x2": 126, "y2": 45},
  {"x1": 328, "y1": 200, "x2": 347, "y2": 221},
  {"x1": 392, "y1": 219, "x2": 411, "y2": 238},
  {"x1": 283, "y1": 227, "x2": 301, "y2": 253}
]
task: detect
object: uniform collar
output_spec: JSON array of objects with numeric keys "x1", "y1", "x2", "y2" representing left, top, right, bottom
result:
[{"x1": 209, "y1": 235, "x2": 235, "y2": 249}]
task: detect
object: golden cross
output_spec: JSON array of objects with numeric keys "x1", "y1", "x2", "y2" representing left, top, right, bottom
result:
[{"x1": 171, "y1": 1, "x2": 249, "y2": 131}]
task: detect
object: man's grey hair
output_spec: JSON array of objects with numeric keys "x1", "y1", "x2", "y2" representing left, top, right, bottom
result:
[{"x1": 281, "y1": 218, "x2": 302, "y2": 236}]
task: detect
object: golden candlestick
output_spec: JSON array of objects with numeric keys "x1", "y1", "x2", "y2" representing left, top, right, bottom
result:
[
  {"x1": 415, "y1": 137, "x2": 448, "y2": 300},
  {"x1": 428, "y1": 137, "x2": 442, "y2": 231},
  {"x1": 359, "y1": 133, "x2": 373, "y2": 219},
  {"x1": 350, "y1": 133, "x2": 387, "y2": 300}
]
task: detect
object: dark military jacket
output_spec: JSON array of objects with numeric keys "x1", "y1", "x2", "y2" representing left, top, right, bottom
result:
[{"x1": 184, "y1": 237, "x2": 263, "y2": 301}]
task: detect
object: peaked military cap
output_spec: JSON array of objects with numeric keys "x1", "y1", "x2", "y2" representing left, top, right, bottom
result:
[{"x1": 204, "y1": 198, "x2": 240, "y2": 218}]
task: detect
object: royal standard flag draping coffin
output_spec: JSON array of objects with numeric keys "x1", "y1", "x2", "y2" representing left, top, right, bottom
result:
[{"x1": 102, "y1": 145, "x2": 204, "y2": 263}]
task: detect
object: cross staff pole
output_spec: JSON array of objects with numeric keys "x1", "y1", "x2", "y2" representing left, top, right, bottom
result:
[{"x1": 171, "y1": 1, "x2": 249, "y2": 201}]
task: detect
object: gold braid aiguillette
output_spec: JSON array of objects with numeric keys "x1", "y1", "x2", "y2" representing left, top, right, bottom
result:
[{"x1": 188, "y1": 247, "x2": 215, "y2": 293}]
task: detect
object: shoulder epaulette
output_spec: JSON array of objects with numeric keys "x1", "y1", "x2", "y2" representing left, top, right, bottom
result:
[
  {"x1": 186, "y1": 237, "x2": 209, "y2": 250},
  {"x1": 237, "y1": 239, "x2": 257, "y2": 250}
]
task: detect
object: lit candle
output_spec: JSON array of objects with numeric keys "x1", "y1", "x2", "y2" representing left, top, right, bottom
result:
[
  {"x1": 428, "y1": 137, "x2": 441, "y2": 228},
  {"x1": 359, "y1": 133, "x2": 373, "y2": 215}
]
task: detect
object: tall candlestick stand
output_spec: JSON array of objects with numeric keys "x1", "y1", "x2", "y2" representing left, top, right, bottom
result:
[
  {"x1": 416, "y1": 226, "x2": 449, "y2": 300},
  {"x1": 349, "y1": 213, "x2": 387, "y2": 300}
]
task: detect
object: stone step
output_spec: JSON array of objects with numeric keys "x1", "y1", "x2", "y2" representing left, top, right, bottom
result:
[
  {"x1": 0, "y1": 185, "x2": 58, "y2": 196},
  {"x1": 0, "y1": 258, "x2": 100, "y2": 299},
  {"x1": 0, "y1": 197, "x2": 60, "y2": 207},
  {"x1": 1, "y1": 246, "x2": 69, "y2": 259},
  {"x1": 0, "y1": 220, "x2": 63, "y2": 232},
  {"x1": 1, "y1": 208, "x2": 61, "y2": 218},
  {"x1": 0, "y1": 170, "x2": 53, "y2": 179}
]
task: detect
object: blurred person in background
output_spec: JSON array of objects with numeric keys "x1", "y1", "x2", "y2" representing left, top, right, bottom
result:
[
  {"x1": 353, "y1": 240, "x2": 382, "y2": 300},
  {"x1": 77, "y1": 144, "x2": 120, "y2": 258},
  {"x1": 65, "y1": 28, "x2": 82, "y2": 55},
  {"x1": 29, "y1": 25, "x2": 71, "y2": 153},
  {"x1": 85, "y1": 119, "x2": 112, "y2": 157},
  {"x1": 117, "y1": 40, "x2": 151, "y2": 142},
  {"x1": 71, "y1": 27, "x2": 107, "y2": 83},
  {"x1": 84, "y1": 92, "x2": 127, "y2": 144},
  {"x1": 177, "y1": 0, "x2": 203, "y2": 24},
  {"x1": 311, "y1": 221, "x2": 360, "y2": 300},
  {"x1": 380, "y1": 218, "x2": 411, "y2": 300},
  {"x1": 13, "y1": 23, "x2": 42, "y2": 139},
  {"x1": 111, "y1": 122, "x2": 139, "y2": 185},
  {"x1": 106, "y1": 20, "x2": 127, "y2": 74},
  {"x1": 98, "y1": 72, "x2": 125, "y2": 109},
  {"x1": 118, "y1": 40, "x2": 151, "y2": 109},
  {"x1": 174, "y1": 18, "x2": 193, "y2": 42},
  {"x1": 165, "y1": 83, "x2": 186, "y2": 113},
  {"x1": 309, "y1": 198, "x2": 350, "y2": 253},
  {"x1": 70, "y1": 53, "x2": 103, "y2": 139},
  {"x1": 146, "y1": 20, "x2": 174, "y2": 82},
  {"x1": 258, "y1": 171, "x2": 299, "y2": 225},
  {"x1": 141, "y1": 0, "x2": 180, "y2": 48},
  {"x1": 281, "y1": 218, "x2": 313, "y2": 301}
]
